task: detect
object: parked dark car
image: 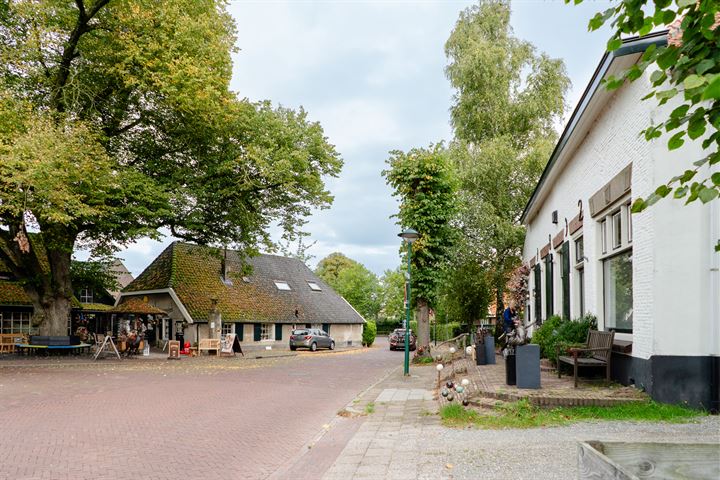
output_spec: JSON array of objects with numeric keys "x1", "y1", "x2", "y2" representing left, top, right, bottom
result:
[
  {"x1": 289, "y1": 328, "x2": 335, "y2": 351},
  {"x1": 389, "y1": 328, "x2": 416, "y2": 351}
]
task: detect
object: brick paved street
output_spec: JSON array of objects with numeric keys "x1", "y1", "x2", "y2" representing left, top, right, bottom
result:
[{"x1": 0, "y1": 340, "x2": 398, "y2": 480}]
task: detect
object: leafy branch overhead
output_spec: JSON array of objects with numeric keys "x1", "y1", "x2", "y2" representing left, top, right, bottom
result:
[
  {"x1": 573, "y1": 0, "x2": 719, "y2": 219},
  {"x1": 0, "y1": 0, "x2": 341, "y2": 334}
]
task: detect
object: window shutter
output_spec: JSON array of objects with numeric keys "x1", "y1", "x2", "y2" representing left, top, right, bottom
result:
[
  {"x1": 253, "y1": 323, "x2": 261, "y2": 341},
  {"x1": 237, "y1": 323, "x2": 243, "y2": 341},
  {"x1": 275, "y1": 323, "x2": 282, "y2": 341},
  {"x1": 545, "y1": 255, "x2": 554, "y2": 319},
  {"x1": 534, "y1": 265, "x2": 542, "y2": 325},
  {"x1": 561, "y1": 241, "x2": 571, "y2": 320},
  {"x1": 322, "y1": 323, "x2": 330, "y2": 334}
]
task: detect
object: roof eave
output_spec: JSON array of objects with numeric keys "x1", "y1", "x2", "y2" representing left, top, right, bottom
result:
[{"x1": 520, "y1": 32, "x2": 668, "y2": 225}]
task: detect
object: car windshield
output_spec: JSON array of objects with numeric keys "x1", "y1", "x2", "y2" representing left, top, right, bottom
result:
[{"x1": 292, "y1": 330, "x2": 309, "y2": 335}]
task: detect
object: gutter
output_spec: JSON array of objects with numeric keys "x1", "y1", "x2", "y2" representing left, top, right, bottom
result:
[
  {"x1": 116, "y1": 288, "x2": 194, "y2": 323},
  {"x1": 520, "y1": 32, "x2": 668, "y2": 225}
]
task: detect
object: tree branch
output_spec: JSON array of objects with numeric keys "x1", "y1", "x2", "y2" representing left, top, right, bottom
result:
[{"x1": 50, "y1": 0, "x2": 111, "y2": 112}]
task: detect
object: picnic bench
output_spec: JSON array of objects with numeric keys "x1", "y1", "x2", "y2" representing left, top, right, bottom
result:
[
  {"x1": 198, "y1": 338, "x2": 221, "y2": 356},
  {"x1": 15, "y1": 335, "x2": 92, "y2": 356},
  {"x1": 557, "y1": 330, "x2": 614, "y2": 387}
]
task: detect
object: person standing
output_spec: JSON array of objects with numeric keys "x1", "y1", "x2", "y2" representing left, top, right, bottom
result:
[{"x1": 502, "y1": 303, "x2": 517, "y2": 334}]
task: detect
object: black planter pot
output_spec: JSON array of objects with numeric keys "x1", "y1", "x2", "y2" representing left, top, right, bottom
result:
[
  {"x1": 475, "y1": 341, "x2": 487, "y2": 365},
  {"x1": 505, "y1": 353, "x2": 516, "y2": 386}
]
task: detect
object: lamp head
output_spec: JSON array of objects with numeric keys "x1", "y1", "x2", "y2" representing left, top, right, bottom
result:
[{"x1": 398, "y1": 228, "x2": 420, "y2": 244}]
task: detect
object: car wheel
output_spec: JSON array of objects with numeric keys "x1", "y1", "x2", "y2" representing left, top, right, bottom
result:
[
  {"x1": 310, "y1": 342, "x2": 317, "y2": 352},
  {"x1": 329, "y1": 341, "x2": 335, "y2": 350},
  {"x1": 290, "y1": 346, "x2": 296, "y2": 351}
]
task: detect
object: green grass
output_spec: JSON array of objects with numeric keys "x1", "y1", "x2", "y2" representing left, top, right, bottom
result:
[
  {"x1": 365, "y1": 402, "x2": 375, "y2": 414},
  {"x1": 440, "y1": 399, "x2": 706, "y2": 429},
  {"x1": 413, "y1": 356, "x2": 434, "y2": 365}
]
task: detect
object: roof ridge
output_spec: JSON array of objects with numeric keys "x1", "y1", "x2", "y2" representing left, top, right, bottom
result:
[{"x1": 169, "y1": 241, "x2": 178, "y2": 287}]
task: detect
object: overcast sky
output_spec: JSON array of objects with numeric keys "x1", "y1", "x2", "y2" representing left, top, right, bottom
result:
[{"x1": 114, "y1": 0, "x2": 613, "y2": 278}]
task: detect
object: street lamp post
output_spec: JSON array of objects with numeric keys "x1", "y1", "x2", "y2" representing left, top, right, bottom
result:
[{"x1": 398, "y1": 228, "x2": 419, "y2": 376}]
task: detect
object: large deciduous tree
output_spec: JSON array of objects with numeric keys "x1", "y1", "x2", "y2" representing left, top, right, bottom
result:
[
  {"x1": 444, "y1": 0, "x2": 570, "y2": 316},
  {"x1": 315, "y1": 253, "x2": 381, "y2": 320},
  {"x1": 378, "y1": 268, "x2": 405, "y2": 326},
  {"x1": 570, "y1": 1, "x2": 719, "y2": 232},
  {"x1": 0, "y1": 1, "x2": 341, "y2": 335},
  {"x1": 383, "y1": 144, "x2": 458, "y2": 352}
]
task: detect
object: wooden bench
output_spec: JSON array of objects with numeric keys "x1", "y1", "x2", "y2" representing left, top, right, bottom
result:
[
  {"x1": 557, "y1": 330, "x2": 614, "y2": 387},
  {"x1": 198, "y1": 338, "x2": 221, "y2": 356},
  {"x1": 0, "y1": 333, "x2": 24, "y2": 354}
]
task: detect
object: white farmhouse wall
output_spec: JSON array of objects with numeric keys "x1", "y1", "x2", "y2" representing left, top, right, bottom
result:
[{"x1": 523, "y1": 68, "x2": 719, "y2": 359}]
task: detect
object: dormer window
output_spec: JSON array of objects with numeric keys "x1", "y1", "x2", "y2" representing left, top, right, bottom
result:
[
  {"x1": 274, "y1": 281, "x2": 291, "y2": 291},
  {"x1": 307, "y1": 282, "x2": 322, "y2": 291},
  {"x1": 80, "y1": 288, "x2": 93, "y2": 304}
]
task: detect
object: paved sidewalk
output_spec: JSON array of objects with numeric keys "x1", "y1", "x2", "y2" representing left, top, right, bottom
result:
[
  {"x1": 322, "y1": 360, "x2": 720, "y2": 480},
  {"x1": 322, "y1": 365, "x2": 447, "y2": 480}
]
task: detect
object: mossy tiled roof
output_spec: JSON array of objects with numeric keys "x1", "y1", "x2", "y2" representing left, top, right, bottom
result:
[
  {"x1": 80, "y1": 302, "x2": 113, "y2": 312},
  {"x1": 108, "y1": 297, "x2": 166, "y2": 315},
  {"x1": 0, "y1": 281, "x2": 33, "y2": 306},
  {"x1": 123, "y1": 242, "x2": 365, "y2": 324}
]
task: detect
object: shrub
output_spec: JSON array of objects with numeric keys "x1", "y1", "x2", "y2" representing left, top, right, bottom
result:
[
  {"x1": 362, "y1": 320, "x2": 377, "y2": 347},
  {"x1": 376, "y1": 319, "x2": 401, "y2": 335},
  {"x1": 531, "y1": 314, "x2": 597, "y2": 363}
]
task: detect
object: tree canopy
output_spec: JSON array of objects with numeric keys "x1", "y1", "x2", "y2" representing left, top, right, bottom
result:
[
  {"x1": 443, "y1": 0, "x2": 570, "y2": 316},
  {"x1": 315, "y1": 253, "x2": 380, "y2": 321},
  {"x1": 383, "y1": 143, "x2": 458, "y2": 350},
  {"x1": 0, "y1": 0, "x2": 341, "y2": 334}
]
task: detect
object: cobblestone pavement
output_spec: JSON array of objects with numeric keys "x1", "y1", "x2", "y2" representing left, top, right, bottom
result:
[
  {"x1": 0, "y1": 340, "x2": 399, "y2": 480},
  {"x1": 323, "y1": 361, "x2": 720, "y2": 480}
]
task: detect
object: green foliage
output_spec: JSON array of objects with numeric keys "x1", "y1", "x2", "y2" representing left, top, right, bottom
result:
[
  {"x1": 436, "y1": 258, "x2": 492, "y2": 331},
  {"x1": 376, "y1": 319, "x2": 402, "y2": 335},
  {"x1": 445, "y1": 0, "x2": 570, "y2": 149},
  {"x1": 413, "y1": 355, "x2": 434, "y2": 365},
  {"x1": 572, "y1": 0, "x2": 720, "y2": 212},
  {"x1": 383, "y1": 144, "x2": 458, "y2": 307},
  {"x1": 444, "y1": 0, "x2": 570, "y2": 316},
  {"x1": 0, "y1": 1, "x2": 341, "y2": 333},
  {"x1": 362, "y1": 320, "x2": 377, "y2": 347},
  {"x1": 441, "y1": 399, "x2": 704, "y2": 429},
  {"x1": 70, "y1": 258, "x2": 119, "y2": 296},
  {"x1": 316, "y1": 253, "x2": 381, "y2": 320},
  {"x1": 379, "y1": 268, "x2": 406, "y2": 325},
  {"x1": 334, "y1": 263, "x2": 381, "y2": 320},
  {"x1": 434, "y1": 322, "x2": 464, "y2": 341},
  {"x1": 531, "y1": 314, "x2": 598, "y2": 363},
  {"x1": 315, "y1": 253, "x2": 359, "y2": 285}
]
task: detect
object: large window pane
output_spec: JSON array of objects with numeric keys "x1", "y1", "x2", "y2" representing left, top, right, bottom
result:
[{"x1": 603, "y1": 251, "x2": 633, "y2": 332}]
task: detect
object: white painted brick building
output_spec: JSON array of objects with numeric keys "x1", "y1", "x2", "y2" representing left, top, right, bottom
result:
[{"x1": 521, "y1": 33, "x2": 719, "y2": 410}]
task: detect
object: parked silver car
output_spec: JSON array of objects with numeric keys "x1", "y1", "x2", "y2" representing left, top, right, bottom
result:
[{"x1": 289, "y1": 328, "x2": 335, "y2": 351}]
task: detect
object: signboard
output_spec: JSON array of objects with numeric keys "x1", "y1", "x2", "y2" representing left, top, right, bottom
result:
[
  {"x1": 220, "y1": 333, "x2": 243, "y2": 356},
  {"x1": 168, "y1": 340, "x2": 180, "y2": 359}
]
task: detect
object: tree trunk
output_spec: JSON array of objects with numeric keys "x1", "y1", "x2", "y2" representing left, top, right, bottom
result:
[
  {"x1": 416, "y1": 298, "x2": 430, "y2": 353},
  {"x1": 25, "y1": 238, "x2": 75, "y2": 337},
  {"x1": 37, "y1": 296, "x2": 72, "y2": 336}
]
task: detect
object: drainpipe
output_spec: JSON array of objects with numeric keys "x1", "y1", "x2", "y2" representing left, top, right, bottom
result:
[{"x1": 709, "y1": 163, "x2": 720, "y2": 413}]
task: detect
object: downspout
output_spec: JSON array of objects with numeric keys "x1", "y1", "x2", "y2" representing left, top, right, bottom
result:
[{"x1": 709, "y1": 163, "x2": 720, "y2": 413}]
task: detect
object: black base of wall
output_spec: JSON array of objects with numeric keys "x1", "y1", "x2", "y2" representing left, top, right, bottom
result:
[{"x1": 612, "y1": 353, "x2": 720, "y2": 413}]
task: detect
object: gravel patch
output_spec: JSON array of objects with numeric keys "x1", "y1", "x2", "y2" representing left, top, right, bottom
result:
[{"x1": 428, "y1": 417, "x2": 720, "y2": 479}]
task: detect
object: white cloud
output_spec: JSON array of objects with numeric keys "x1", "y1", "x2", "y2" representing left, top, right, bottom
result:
[{"x1": 310, "y1": 98, "x2": 403, "y2": 152}]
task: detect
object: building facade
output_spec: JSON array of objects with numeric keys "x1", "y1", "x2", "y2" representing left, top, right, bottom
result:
[
  {"x1": 118, "y1": 242, "x2": 365, "y2": 347},
  {"x1": 521, "y1": 33, "x2": 719, "y2": 410}
]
